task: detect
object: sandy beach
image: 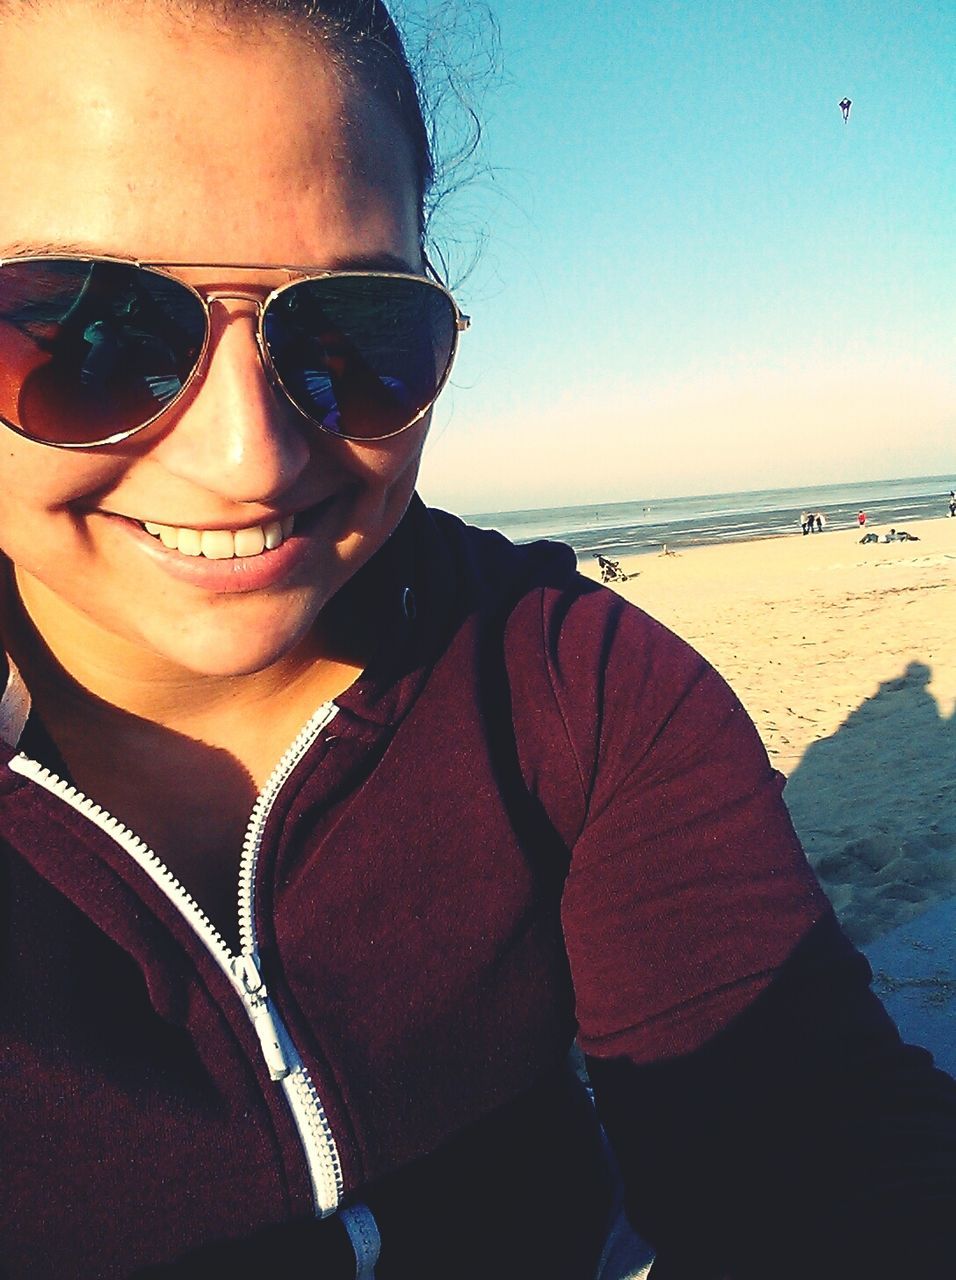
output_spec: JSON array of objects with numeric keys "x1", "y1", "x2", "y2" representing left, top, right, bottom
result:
[{"x1": 582, "y1": 514, "x2": 956, "y2": 945}]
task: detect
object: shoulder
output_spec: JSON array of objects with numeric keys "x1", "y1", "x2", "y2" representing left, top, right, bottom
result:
[
  {"x1": 418, "y1": 500, "x2": 741, "y2": 804},
  {"x1": 418, "y1": 504, "x2": 579, "y2": 608},
  {"x1": 418, "y1": 501, "x2": 671, "y2": 652},
  {"x1": 417, "y1": 498, "x2": 717, "y2": 729}
]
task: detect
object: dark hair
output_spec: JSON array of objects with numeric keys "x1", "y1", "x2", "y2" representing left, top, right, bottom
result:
[
  {"x1": 215, "y1": 1, "x2": 493, "y2": 274},
  {"x1": 217, "y1": 3, "x2": 495, "y2": 267}
]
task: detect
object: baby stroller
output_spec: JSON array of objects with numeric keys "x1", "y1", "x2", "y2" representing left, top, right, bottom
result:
[{"x1": 596, "y1": 554, "x2": 628, "y2": 584}]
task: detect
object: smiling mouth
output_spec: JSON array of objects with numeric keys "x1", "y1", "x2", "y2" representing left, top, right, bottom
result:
[{"x1": 140, "y1": 515, "x2": 296, "y2": 559}]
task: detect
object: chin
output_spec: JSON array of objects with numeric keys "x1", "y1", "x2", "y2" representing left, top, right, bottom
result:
[
  {"x1": 168, "y1": 643, "x2": 302, "y2": 680},
  {"x1": 142, "y1": 602, "x2": 323, "y2": 681}
]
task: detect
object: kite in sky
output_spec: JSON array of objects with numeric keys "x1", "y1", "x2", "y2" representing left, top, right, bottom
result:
[{"x1": 839, "y1": 97, "x2": 852, "y2": 122}]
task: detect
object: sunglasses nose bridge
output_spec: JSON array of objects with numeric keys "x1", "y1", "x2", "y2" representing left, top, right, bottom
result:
[
  {"x1": 204, "y1": 289, "x2": 267, "y2": 340},
  {"x1": 203, "y1": 288, "x2": 267, "y2": 307},
  {"x1": 200, "y1": 292, "x2": 286, "y2": 408}
]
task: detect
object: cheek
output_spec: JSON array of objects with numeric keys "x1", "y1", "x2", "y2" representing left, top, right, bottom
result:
[
  {"x1": 0, "y1": 447, "x2": 115, "y2": 561},
  {"x1": 338, "y1": 424, "x2": 429, "y2": 498},
  {"x1": 0, "y1": 450, "x2": 42, "y2": 554},
  {"x1": 327, "y1": 431, "x2": 427, "y2": 568}
]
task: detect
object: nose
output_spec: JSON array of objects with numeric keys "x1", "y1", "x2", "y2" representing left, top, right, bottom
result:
[{"x1": 149, "y1": 298, "x2": 311, "y2": 503}]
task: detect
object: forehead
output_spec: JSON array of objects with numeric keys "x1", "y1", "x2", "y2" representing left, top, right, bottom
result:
[{"x1": 0, "y1": 3, "x2": 420, "y2": 265}]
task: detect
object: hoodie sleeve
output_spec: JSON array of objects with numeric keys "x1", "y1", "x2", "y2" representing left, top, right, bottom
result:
[{"x1": 540, "y1": 581, "x2": 956, "y2": 1277}]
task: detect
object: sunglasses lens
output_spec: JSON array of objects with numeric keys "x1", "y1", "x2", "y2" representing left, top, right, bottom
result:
[
  {"x1": 0, "y1": 260, "x2": 206, "y2": 445},
  {"x1": 263, "y1": 274, "x2": 458, "y2": 440}
]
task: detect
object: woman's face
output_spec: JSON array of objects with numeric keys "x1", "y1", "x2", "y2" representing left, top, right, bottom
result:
[{"x1": 0, "y1": 3, "x2": 426, "y2": 682}]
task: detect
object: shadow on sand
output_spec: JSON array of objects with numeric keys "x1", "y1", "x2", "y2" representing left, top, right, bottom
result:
[
  {"x1": 786, "y1": 660, "x2": 956, "y2": 1080},
  {"x1": 784, "y1": 659, "x2": 956, "y2": 946}
]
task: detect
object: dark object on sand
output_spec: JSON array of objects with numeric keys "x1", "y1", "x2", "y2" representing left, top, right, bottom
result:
[{"x1": 596, "y1": 554, "x2": 635, "y2": 583}]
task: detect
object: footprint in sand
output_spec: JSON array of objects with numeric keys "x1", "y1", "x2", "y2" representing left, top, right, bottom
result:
[{"x1": 813, "y1": 835, "x2": 956, "y2": 944}]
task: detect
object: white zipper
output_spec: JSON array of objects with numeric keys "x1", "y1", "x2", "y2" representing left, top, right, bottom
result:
[{"x1": 8, "y1": 699, "x2": 343, "y2": 1217}]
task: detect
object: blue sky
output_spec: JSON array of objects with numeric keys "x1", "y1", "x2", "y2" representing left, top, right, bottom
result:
[{"x1": 401, "y1": 0, "x2": 955, "y2": 513}]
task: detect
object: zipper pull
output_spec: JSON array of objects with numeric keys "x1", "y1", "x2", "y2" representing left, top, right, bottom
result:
[{"x1": 231, "y1": 953, "x2": 291, "y2": 1081}]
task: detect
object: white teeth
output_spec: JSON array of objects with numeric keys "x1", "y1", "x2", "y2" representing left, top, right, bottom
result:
[
  {"x1": 141, "y1": 516, "x2": 295, "y2": 559},
  {"x1": 178, "y1": 529, "x2": 202, "y2": 557},
  {"x1": 200, "y1": 530, "x2": 236, "y2": 560},
  {"x1": 234, "y1": 525, "x2": 267, "y2": 557}
]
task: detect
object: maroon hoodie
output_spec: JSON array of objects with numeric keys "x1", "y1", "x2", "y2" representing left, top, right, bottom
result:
[{"x1": 1, "y1": 499, "x2": 954, "y2": 1279}]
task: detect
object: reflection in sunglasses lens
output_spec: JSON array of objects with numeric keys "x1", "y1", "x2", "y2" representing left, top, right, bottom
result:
[
  {"x1": 264, "y1": 276, "x2": 456, "y2": 439},
  {"x1": 0, "y1": 261, "x2": 206, "y2": 444}
]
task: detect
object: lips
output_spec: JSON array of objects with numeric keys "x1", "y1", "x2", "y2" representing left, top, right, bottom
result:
[{"x1": 141, "y1": 515, "x2": 295, "y2": 559}]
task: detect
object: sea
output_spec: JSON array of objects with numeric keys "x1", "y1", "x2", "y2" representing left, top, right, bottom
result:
[{"x1": 465, "y1": 474, "x2": 956, "y2": 562}]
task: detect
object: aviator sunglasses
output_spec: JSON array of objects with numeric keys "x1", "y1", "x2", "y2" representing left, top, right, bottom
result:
[{"x1": 0, "y1": 255, "x2": 469, "y2": 448}]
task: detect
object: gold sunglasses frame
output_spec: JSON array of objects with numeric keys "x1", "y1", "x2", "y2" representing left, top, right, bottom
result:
[{"x1": 0, "y1": 253, "x2": 470, "y2": 449}]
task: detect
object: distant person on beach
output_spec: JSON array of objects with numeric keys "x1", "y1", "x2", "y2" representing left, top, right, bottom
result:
[
  {"x1": 815, "y1": 513, "x2": 824, "y2": 532},
  {"x1": 885, "y1": 528, "x2": 921, "y2": 543},
  {"x1": 858, "y1": 510, "x2": 867, "y2": 527},
  {"x1": 949, "y1": 492, "x2": 956, "y2": 517},
  {"x1": 1, "y1": 5, "x2": 954, "y2": 1279}
]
